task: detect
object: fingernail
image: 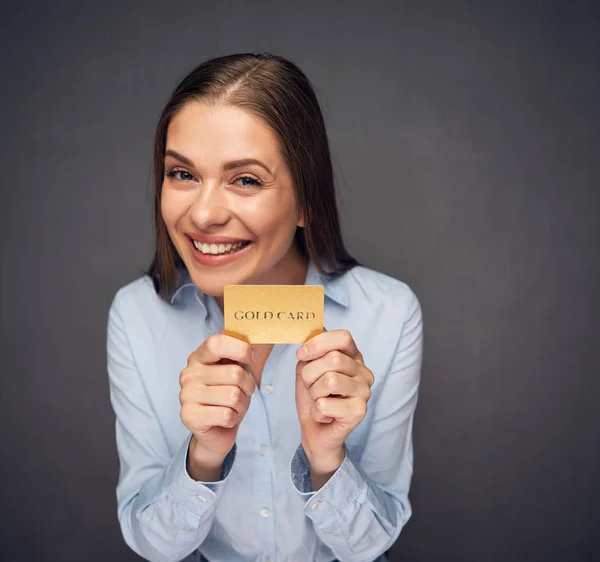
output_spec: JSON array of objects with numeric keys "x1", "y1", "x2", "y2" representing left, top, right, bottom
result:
[{"x1": 297, "y1": 345, "x2": 308, "y2": 360}]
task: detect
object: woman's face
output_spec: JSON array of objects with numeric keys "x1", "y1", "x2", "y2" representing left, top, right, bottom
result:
[{"x1": 161, "y1": 101, "x2": 306, "y2": 299}]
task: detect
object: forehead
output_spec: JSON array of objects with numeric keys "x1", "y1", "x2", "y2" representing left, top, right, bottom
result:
[{"x1": 166, "y1": 101, "x2": 281, "y2": 163}]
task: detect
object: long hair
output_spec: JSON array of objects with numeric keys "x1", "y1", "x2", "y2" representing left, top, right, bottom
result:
[{"x1": 145, "y1": 52, "x2": 360, "y2": 301}]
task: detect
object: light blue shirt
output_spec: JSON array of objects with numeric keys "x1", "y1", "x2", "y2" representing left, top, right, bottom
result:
[{"x1": 106, "y1": 257, "x2": 423, "y2": 562}]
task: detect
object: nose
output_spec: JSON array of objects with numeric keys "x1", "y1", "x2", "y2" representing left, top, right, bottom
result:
[{"x1": 189, "y1": 181, "x2": 231, "y2": 230}]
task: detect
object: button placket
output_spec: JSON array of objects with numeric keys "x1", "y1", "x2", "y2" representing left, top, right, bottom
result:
[{"x1": 254, "y1": 346, "x2": 286, "y2": 559}]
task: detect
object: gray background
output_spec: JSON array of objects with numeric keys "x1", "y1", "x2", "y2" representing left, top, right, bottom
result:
[{"x1": 1, "y1": 1, "x2": 598, "y2": 561}]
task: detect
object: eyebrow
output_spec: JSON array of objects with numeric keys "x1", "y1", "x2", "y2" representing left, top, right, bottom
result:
[{"x1": 165, "y1": 150, "x2": 273, "y2": 175}]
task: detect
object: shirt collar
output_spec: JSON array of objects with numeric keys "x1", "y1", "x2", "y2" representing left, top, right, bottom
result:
[
  {"x1": 169, "y1": 268, "x2": 196, "y2": 305},
  {"x1": 169, "y1": 257, "x2": 349, "y2": 308}
]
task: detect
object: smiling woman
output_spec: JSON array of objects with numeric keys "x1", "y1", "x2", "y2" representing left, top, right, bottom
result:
[
  {"x1": 106, "y1": 53, "x2": 422, "y2": 562},
  {"x1": 146, "y1": 53, "x2": 360, "y2": 304}
]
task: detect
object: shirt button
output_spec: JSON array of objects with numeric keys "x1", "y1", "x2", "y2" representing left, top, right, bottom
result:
[
  {"x1": 196, "y1": 495, "x2": 206, "y2": 502},
  {"x1": 264, "y1": 384, "x2": 273, "y2": 394},
  {"x1": 311, "y1": 501, "x2": 322, "y2": 510},
  {"x1": 260, "y1": 507, "x2": 270, "y2": 517},
  {"x1": 259, "y1": 445, "x2": 268, "y2": 455},
  {"x1": 184, "y1": 526, "x2": 194, "y2": 532},
  {"x1": 266, "y1": 557, "x2": 271, "y2": 562}
]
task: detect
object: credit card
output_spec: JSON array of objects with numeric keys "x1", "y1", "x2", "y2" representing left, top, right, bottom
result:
[{"x1": 223, "y1": 284, "x2": 324, "y2": 344}]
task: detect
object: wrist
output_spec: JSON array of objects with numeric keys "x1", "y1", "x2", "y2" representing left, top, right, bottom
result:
[
  {"x1": 187, "y1": 436, "x2": 226, "y2": 482},
  {"x1": 302, "y1": 442, "x2": 345, "y2": 476}
]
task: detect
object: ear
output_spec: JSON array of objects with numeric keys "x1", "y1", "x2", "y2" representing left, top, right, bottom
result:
[{"x1": 296, "y1": 211, "x2": 305, "y2": 228}]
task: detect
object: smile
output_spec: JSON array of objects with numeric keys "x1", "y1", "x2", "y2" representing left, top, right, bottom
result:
[
  {"x1": 187, "y1": 236, "x2": 254, "y2": 266},
  {"x1": 192, "y1": 239, "x2": 251, "y2": 255}
]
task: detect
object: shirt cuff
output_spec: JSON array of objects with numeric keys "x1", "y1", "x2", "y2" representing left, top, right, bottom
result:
[
  {"x1": 289, "y1": 443, "x2": 368, "y2": 525},
  {"x1": 164, "y1": 433, "x2": 237, "y2": 514}
]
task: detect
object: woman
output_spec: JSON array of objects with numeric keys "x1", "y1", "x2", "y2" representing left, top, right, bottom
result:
[{"x1": 107, "y1": 53, "x2": 423, "y2": 562}]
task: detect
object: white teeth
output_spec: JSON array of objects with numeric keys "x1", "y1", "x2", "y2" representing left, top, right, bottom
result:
[{"x1": 193, "y1": 239, "x2": 246, "y2": 255}]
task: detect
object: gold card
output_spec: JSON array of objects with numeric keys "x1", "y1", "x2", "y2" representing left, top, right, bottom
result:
[{"x1": 223, "y1": 285, "x2": 324, "y2": 344}]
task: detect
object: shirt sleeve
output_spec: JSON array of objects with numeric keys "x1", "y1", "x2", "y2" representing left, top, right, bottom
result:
[
  {"x1": 106, "y1": 290, "x2": 236, "y2": 562},
  {"x1": 289, "y1": 286, "x2": 423, "y2": 562}
]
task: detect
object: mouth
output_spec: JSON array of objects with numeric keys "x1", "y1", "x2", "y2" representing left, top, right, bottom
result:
[{"x1": 186, "y1": 235, "x2": 253, "y2": 265}]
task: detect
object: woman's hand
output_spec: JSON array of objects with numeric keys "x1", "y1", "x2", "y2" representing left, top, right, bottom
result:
[
  {"x1": 295, "y1": 328, "x2": 375, "y2": 473},
  {"x1": 179, "y1": 331, "x2": 257, "y2": 475}
]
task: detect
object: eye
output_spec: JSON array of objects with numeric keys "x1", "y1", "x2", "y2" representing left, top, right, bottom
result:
[
  {"x1": 165, "y1": 168, "x2": 196, "y2": 182},
  {"x1": 234, "y1": 175, "x2": 263, "y2": 188}
]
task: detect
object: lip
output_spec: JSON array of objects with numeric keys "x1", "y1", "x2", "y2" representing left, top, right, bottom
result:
[
  {"x1": 186, "y1": 233, "x2": 250, "y2": 244},
  {"x1": 187, "y1": 235, "x2": 253, "y2": 266}
]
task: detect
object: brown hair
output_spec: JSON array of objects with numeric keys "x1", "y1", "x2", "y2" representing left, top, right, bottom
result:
[{"x1": 145, "y1": 52, "x2": 361, "y2": 301}]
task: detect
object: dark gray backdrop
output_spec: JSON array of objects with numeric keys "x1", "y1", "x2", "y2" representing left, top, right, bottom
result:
[{"x1": 1, "y1": 1, "x2": 598, "y2": 561}]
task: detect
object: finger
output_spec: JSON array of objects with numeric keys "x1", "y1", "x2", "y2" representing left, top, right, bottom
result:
[
  {"x1": 186, "y1": 363, "x2": 257, "y2": 397},
  {"x1": 183, "y1": 403, "x2": 241, "y2": 431},
  {"x1": 308, "y1": 371, "x2": 370, "y2": 401},
  {"x1": 297, "y1": 350, "x2": 359, "y2": 387},
  {"x1": 311, "y1": 396, "x2": 368, "y2": 424},
  {"x1": 181, "y1": 384, "x2": 251, "y2": 416},
  {"x1": 297, "y1": 329, "x2": 363, "y2": 363},
  {"x1": 191, "y1": 333, "x2": 256, "y2": 366}
]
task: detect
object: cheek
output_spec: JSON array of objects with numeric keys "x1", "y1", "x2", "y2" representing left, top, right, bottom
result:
[
  {"x1": 160, "y1": 188, "x2": 185, "y2": 227},
  {"x1": 240, "y1": 195, "x2": 298, "y2": 236}
]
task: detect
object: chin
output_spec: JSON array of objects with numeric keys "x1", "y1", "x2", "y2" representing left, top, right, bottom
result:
[{"x1": 187, "y1": 275, "x2": 225, "y2": 298}]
